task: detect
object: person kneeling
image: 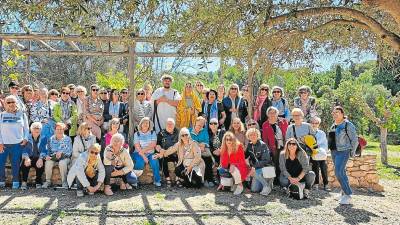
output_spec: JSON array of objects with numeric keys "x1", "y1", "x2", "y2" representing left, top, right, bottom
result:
[
  {"x1": 279, "y1": 138, "x2": 315, "y2": 198},
  {"x1": 155, "y1": 128, "x2": 205, "y2": 188},
  {"x1": 245, "y1": 128, "x2": 274, "y2": 196},
  {"x1": 103, "y1": 133, "x2": 137, "y2": 196},
  {"x1": 67, "y1": 143, "x2": 104, "y2": 197}
]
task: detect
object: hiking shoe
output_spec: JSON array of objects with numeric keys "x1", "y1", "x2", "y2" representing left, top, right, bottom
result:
[
  {"x1": 42, "y1": 181, "x2": 50, "y2": 189},
  {"x1": 340, "y1": 195, "x2": 352, "y2": 205},
  {"x1": 76, "y1": 190, "x2": 84, "y2": 197},
  {"x1": 36, "y1": 183, "x2": 42, "y2": 189},
  {"x1": 12, "y1": 182, "x2": 20, "y2": 189},
  {"x1": 62, "y1": 182, "x2": 69, "y2": 189},
  {"x1": 233, "y1": 185, "x2": 243, "y2": 195},
  {"x1": 21, "y1": 182, "x2": 28, "y2": 190},
  {"x1": 260, "y1": 186, "x2": 272, "y2": 196},
  {"x1": 324, "y1": 185, "x2": 332, "y2": 192}
]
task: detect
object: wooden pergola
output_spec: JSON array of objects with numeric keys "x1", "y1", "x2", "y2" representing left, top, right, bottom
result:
[{"x1": 0, "y1": 32, "x2": 219, "y2": 142}]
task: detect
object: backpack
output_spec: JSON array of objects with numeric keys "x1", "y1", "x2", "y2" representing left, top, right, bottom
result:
[
  {"x1": 344, "y1": 122, "x2": 367, "y2": 157},
  {"x1": 288, "y1": 183, "x2": 305, "y2": 200}
]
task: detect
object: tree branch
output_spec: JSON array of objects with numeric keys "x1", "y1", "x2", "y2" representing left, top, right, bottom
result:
[
  {"x1": 363, "y1": 0, "x2": 400, "y2": 26},
  {"x1": 264, "y1": 7, "x2": 400, "y2": 51}
]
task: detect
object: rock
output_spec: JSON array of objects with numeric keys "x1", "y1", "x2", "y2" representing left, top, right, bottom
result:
[
  {"x1": 349, "y1": 177, "x2": 359, "y2": 186},
  {"x1": 372, "y1": 183, "x2": 384, "y2": 192},
  {"x1": 360, "y1": 165, "x2": 370, "y2": 171},
  {"x1": 347, "y1": 161, "x2": 354, "y2": 167},
  {"x1": 365, "y1": 174, "x2": 379, "y2": 183},
  {"x1": 351, "y1": 171, "x2": 367, "y2": 177}
]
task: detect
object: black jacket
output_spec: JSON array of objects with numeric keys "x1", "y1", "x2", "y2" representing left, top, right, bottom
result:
[{"x1": 245, "y1": 140, "x2": 273, "y2": 169}]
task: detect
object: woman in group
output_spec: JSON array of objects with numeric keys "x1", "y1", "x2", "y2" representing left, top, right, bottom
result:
[
  {"x1": 222, "y1": 83, "x2": 248, "y2": 129},
  {"x1": 285, "y1": 108, "x2": 314, "y2": 149},
  {"x1": 72, "y1": 122, "x2": 97, "y2": 165},
  {"x1": 328, "y1": 106, "x2": 358, "y2": 205},
  {"x1": 253, "y1": 84, "x2": 272, "y2": 127},
  {"x1": 201, "y1": 89, "x2": 226, "y2": 129},
  {"x1": 143, "y1": 83, "x2": 153, "y2": 102},
  {"x1": 132, "y1": 117, "x2": 161, "y2": 187},
  {"x1": 310, "y1": 116, "x2": 330, "y2": 191},
  {"x1": 245, "y1": 128, "x2": 274, "y2": 196},
  {"x1": 190, "y1": 116, "x2": 216, "y2": 187},
  {"x1": 101, "y1": 118, "x2": 128, "y2": 158},
  {"x1": 20, "y1": 122, "x2": 47, "y2": 190},
  {"x1": 30, "y1": 88, "x2": 55, "y2": 139},
  {"x1": 246, "y1": 119, "x2": 259, "y2": 130},
  {"x1": 75, "y1": 85, "x2": 87, "y2": 124},
  {"x1": 208, "y1": 118, "x2": 225, "y2": 167},
  {"x1": 53, "y1": 86, "x2": 78, "y2": 140},
  {"x1": 103, "y1": 89, "x2": 123, "y2": 131},
  {"x1": 41, "y1": 122, "x2": 72, "y2": 189},
  {"x1": 218, "y1": 132, "x2": 249, "y2": 195},
  {"x1": 67, "y1": 143, "x2": 105, "y2": 197},
  {"x1": 21, "y1": 85, "x2": 34, "y2": 123},
  {"x1": 279, "y1": 138, "x2": 315, "y2": 198},
  {"x1": 48, "y1": 89, "x2": 60, "y2": 108},
  {"x1": 217, "y1": 84, "x2": 225, "y2": 103},
  {"x1": 0, "y1": 95, "x2": 29, "y2": 189},
  {"x1": 194, "y1": 81, "x2": 205, "y2": 101},
  {"x1": 155, "y1": 118, "x2": 179, "y2": 187},
  {"x1": 155, "y1": 128, "x2": 205, "y2": 188},
  {"x1": 133, "y1": 88, "x2": 152, "y2": 130},
  {"x1": 176, "y1": 82, "x2": 202, "y2": 129},
  {"x1": 294, "y1": 85, "x2": 317, "y2": 122},
  {"x1": 271, "y1": 86, "x2": 290, "y2": 121},
  {"x1": 229, "y1": 117, "x2": 248, "y2": 148},
  {"x1": 103, "y1": 133, "x2": 137, "y2": 195},
  {"x1": 85, "y1": 84, "x2": 104, "y2": 141}
]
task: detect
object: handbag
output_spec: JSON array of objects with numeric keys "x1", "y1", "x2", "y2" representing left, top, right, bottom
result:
[{"x1": 262, "y1": 166, "x2": 276, "y2": 179}]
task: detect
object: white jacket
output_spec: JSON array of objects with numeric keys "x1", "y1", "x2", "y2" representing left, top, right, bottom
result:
[{"x1": 67, "y1": 151, "x2": 105, "y2": 187}]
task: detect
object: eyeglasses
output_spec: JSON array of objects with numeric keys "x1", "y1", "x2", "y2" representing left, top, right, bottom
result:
[
  {"x1": 272, "y1": 91, "x2": 281, "y2": 94},
  {"x1": 248, "y1": 123, "x2": 256, "y2": 126},
  {"x1": 230, "y1": 88, "x2": 238, "y2": 90},
  {"x1": 10, "y1": 86, "x2": 19, "y2": 90},
  {"x1": 181, "y1": 133, "x2": 189, "y2": 137},
  {"x1": 288, "y1": 142, "x2": 297, "y2": 146},
  {"x1": 242, "y1": 89, "x2": 248, "y2": 92},
  {"x1": 6, "y1": 101, "x2": 16, "y2": 104},
  {"x1": 92, "y1": 89, "x2": 99, "y2": 92},
  {"x1": 50, "y1": 93, "x2": 58, "y2": 96},
  {"x1": 209, "y1": 122, "x2": 218, "y2": 125},
  {"x1": 261, "y1": 88, "x2": 268, "y2": 91},
  {"x1": 62, "y1": 92, "x2": 70, "y2": 95},
  {"x1": 137, "y1": 93, "x2": 145, "y2": 96},
  {"x1": 90, "y1": 151, "x2": 99, "y2": 155}
]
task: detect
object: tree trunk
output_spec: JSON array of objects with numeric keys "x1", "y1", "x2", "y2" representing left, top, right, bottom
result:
[
  {"x1": 380, "y1": 126, "x2": 388, "y2": 165},
  {"x1": 247, "y1": 55, "x2": 255, "y2": 119}
]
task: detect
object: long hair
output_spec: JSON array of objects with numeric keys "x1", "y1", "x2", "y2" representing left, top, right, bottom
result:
[
  {"x1": 283, "y1": 138, "x2": 305, "y2": 159},
  {"x1": 220, "y1": 131, "x2": 240, "y2": 155},
  {"x1": 229, "y1": 117, "x2": 245, "y2": 133}
]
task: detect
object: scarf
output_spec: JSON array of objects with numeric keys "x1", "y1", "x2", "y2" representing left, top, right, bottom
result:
[
  {"x1": 85, "y1": 157, "x2": 98, "y2": 178},
  {"x1": 109, "y1": 101, "x2": 120, "y2": 117},
  {"x1": 60, "y1": 99, "x2": 72, "y2": 121},
  {"x1": 203, "y1": 100, "x2": 218, "y2": 120},
  {"x1": 254, "y1": 95, "x2": 267, "y2": 121}
]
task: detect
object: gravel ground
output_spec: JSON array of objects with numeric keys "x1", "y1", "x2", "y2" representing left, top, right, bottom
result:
[{"x1": 0, "y1": 179, "x2": 398, "y2": 225}]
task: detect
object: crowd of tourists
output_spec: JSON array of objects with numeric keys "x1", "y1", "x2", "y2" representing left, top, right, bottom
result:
[{"x1": 0, "y1": 75, "x2": 359, "y2": 205}]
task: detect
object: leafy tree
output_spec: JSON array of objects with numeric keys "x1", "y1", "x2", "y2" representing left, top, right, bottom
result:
[{"x1": 334, "y1": 65, "x2": 342, "y2": 89}]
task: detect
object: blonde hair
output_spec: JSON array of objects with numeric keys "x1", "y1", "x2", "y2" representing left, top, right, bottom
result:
[
  {"x1": 258, "y1": 84, "x2": 270, "y2": 95},
  {"x1": 291, "y1": 108, "x2": 304, "y2": 117},
  {"x1": 229, "y1": 117, "x2": 245, "y2": 133},
  {"x1": 55, "y1": 122, "x2": 66, "y2": 130},
  {"x1": 75, "y1": 85, "x2": 87, "y2": 95},
  {"x1": 221, "y1": 131, "x2": 241, "y2": 155},
  {"x1": 89, "y1": 143, "x2": 101, "y2": 153},
  {"x1": 246, "y1": 128, "x2": 261, "y2": 140},
  {"x1": 178, "y1": 127, "x2": 192, "y2": 146},
  {"x1": 108, "y1": 118, "x2": 121, "y2": 131},
  {"x1": 77, "y1": 122, "x2": 90, "y2": 136}
]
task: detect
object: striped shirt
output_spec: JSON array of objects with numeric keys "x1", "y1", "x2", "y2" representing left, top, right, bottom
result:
[{"x1": 134, "y1": 131, "x2": 157, "y2": 154}]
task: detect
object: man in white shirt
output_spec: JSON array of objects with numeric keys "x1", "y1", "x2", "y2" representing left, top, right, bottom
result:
[{"x1": 151, "y1": 74, "x2": 182, "y2": 132}]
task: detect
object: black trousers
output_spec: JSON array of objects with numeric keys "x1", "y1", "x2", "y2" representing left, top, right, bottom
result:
[
  {"x1": 310, "y1": 158, "x2": 328, "y2": 186},
  {"x1": 20, "y1": 157, "x2": 44, "y2": 184},
  {"x1": 175, "y1": 164, "x2": 202, "y2": 188},
  {"x1": 104, "y1": 165, "x2": 127, "y2": 185},
  {"x1": 160, "y1": 154, "x2": 178, "y2": 178},
  {"x1": 76, "y1": 173, "x2": 99, "y2": 190},
  {"x1": 202, "y1": 156, "x2": 215, "y2": 183}
]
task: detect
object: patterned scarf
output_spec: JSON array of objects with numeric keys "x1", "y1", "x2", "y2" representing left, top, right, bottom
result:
[
  {"x1": 203, "y1": 100, "x2": 218, "y2": 120},
  {"x1": 60, "y1": 99, "x2": 72, "y2": 121}
]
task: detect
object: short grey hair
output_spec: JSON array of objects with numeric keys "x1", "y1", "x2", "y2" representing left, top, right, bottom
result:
[
  {"x1": 166, "y1": 118, "x2": 176, "y2": 126},
  {"x1": 111, "y1": 133, "x2": 125, "y2": 144},
  {"x1": 267, "y1": 106, "x2": 279, "y2": 115},
  {"x1": 246, "y1": 128, "x2": 261, "y2": 140},
  {"x1": 30, "y1": 122, "x2": 42, "y2": 131},
  {"x1": 310, "y1": 116, "x2": 321, "y2": 124}
]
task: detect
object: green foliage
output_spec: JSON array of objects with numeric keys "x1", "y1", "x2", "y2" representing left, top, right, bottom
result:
[
  {"x1": 334, "y1": 65, "x2": 342, "y2": 89},
  {"x1": 96, "y1": 70, "x2": 129, "y2": 90},
  {"x1": 373, "y1": 57, "x2": 400, "y2": 96}
]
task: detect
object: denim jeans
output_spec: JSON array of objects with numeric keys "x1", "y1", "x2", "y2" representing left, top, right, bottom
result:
[
  {"x1": 251, "y1": 168, "x2": 273, "y2": 192},
  {"x1": 331, "y1": 150, "x2": 352, "y2": 195},
  {"x1": 104, "y1": 165, "x2": 138, "y2": 186},
  {"x1": 0, "y1": 144, "x2": 23, "y2": 183},
  {"x1": 132, "y1": 152, "x2": 161, "y2": 183}
]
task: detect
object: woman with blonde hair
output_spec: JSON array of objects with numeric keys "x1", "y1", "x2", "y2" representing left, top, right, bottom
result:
[
  {"x1": 229, "y1": 117, "x2": 248, "y2": 148},
  {"x1": 176, "y1": 82, "x2": 202, "y2": 129},
  {"x1": 218, "y1": 132, "x2": 249, "y2": 195},
  {"x1": 75, "y1": 85, "x2": 87, "y2": 124},
  {"x1": 222, "y1": 83, "x2": 248, "y2": 129},
  {"x1": 155, "y1": 127, "x2": 205, "y2": 188},
  {"x1": 72, "y1": 122, "x2": 97, "y2": 165}
]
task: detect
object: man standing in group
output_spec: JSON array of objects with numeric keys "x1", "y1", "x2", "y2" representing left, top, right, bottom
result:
[{"x1": 151, "y1": 74, "x2": 181, "y2": 133}]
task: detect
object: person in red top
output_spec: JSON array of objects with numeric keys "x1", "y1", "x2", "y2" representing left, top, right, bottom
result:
[
  {"x1": 218, "y1": 131, "x2": 249, "y2": 195},
  {"x1": 262, "y1": 106, "x2": 288, "y2": 184}
]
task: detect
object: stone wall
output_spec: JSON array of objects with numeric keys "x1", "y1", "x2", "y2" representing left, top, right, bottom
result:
[{"x1": 326, "y1": 153, "x2": 384, "y2": 192}]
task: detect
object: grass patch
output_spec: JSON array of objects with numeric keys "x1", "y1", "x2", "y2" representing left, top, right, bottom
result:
[
  {"x1": 58, "y1": 210, "x2": 66, "y2": 219},
  {"x1": 141, "y1": 220, "x2": 160, "y2": 225},
  {"x1": 364, "y1": 140, "x2": 400, "y2": 180},
  {"x1": 154, "y1": 192, "x2": 166, "y2": 200}
]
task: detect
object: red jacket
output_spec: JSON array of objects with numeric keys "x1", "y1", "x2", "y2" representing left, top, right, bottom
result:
[
  {"x1": 261, "y1": 119, "x2": 288, "y2": 155},
  {"x1": 220, "y1": 144, "x2": 249, "y2": 181}
]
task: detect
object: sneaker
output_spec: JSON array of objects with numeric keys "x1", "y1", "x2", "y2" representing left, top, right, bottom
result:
[
  {"x1": 324, "y1": 185, "x2": 332, "y2": 192},
  {"x1": 335, "y1": 191, "x2": 344, "y2": 201},
  {"x1": 233, "y1": 185, "x2": 243, "y2": 195},
  {"x1": 62, "y1": 182, "x2": 69, "y2": 189},
  {"x1": 313, "y1": 184, "x2": 319, "y2": 190},
  {"x1": 12, "y1": 182, "x2": 20, "y2": 189},
  {"x1": 76, "y1": 190, "x2": 84, "y2": 197},
  {"x1": 104, "y1": 185, "x2": 114, "y2": 196},
  {"x1": 339, "y1": 195, "x2": 352, "y2": 205},
  {"x1": 304, "y1": 189, "x2": 310, "y2": 199},
  {"x1": 125, "y1": 183, "x2": 133, "y2": 190},
  {"x1": 204, "y1": 181, "x2": 210, "y2": 188},
  {"x1": 36, "y1": 184, "x2": 42, "y2": 189},
  {"x1": 0, "y1": 182, "x2": 5, "y2": 188},
  {"x1": 154, "y1": 182, "x2": 162, "y2": 187},
  {"x1": 208, "y1": 182, "x2": 215, "y2": 188},
  {"x1": 21, "y1": 182, "x2": 28, "y2": 190},
  {"x1": 260, "y1": 186, "x2": 272, "y2": 196},
  {"x1": 42, "y1": 181, "x2": 50, "y2": 189}
]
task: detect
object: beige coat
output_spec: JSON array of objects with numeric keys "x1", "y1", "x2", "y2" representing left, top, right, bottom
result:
[{"x1": 103, "y1": 145, "x2": 134, "y2": 174}]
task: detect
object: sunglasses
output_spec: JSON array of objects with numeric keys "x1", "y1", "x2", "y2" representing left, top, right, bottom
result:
[
  {"x1": 181, "y1": 133, "x2": 189, "y2": 137},
  {"x1": 100, "y1": 92, "x2": 107, "y2": 95},
  {"x1": 261, "y1": 88, "x2": 269, "y2": 91},
  {"x1": 25, "y1": 89, "x2": 33, "y2": 92},
  {"x1": 209, "y1": 122, "x2": 218, "y2": 125},
  {"x1": 248, "y1": 123, "x2": 256, "y2": 126},
  {"x1": 90, "y1": 151, "x2": 99, "y2": 155},
  {"x1": 272, "y1": 91, "x2": 281, "y2": 94},
  {"x1": 226, "y1": 138, "x2": 233, "y2": 142},
  {"x1": 92, "y1": 89, "x2": 99, "y2": 92},
  {"x1": 6, "y1": 101, "x2": 16, "y2": 104},
  {"x1": 242, "y1": 89, "x2": 248, "y2": 92},
  {"x1": 50, "y1": 93, "x2": 58, "y2": 96},
  {"x1": 288, "y1": 142, "x2": 297, "y2": 146},
  {"x1": 62, "y1": 92, "x2": 70, "y2": 95},
  {"x1": 10, "y1": 86, "x2": 19, "y2": 90},
  {"x1": 137, "y1": 93, "x2": 145, "y2": 96},
  {"x1": 230, "y1": 88, "x2": 238, "y2": 90},
  {"x1": 122, "y1": 91, "x2": 128, "y2": 94},
  {"x1": 299, "y1": 92, "x2": 307, "y2": 94}
]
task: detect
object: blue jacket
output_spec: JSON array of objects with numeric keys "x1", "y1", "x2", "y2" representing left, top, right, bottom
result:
[
  {"x1": 23, "y1": 135, "x2": 48, "y2": 159},
  {"x1": 41, "y1": 135, "x2": 72, "y2": 158},
  {"x1": 189, "y1": 127, "x2": 210, "y2": 147},
  {"x1": 330, "y1": 120, "x2": 359, "y2": 154}
]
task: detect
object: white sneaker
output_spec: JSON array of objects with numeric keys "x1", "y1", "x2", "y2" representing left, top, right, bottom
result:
[
  {"x1": 76, "y1": 190, "x2": 84, "y2": 197},
  {"x1": 21, "y1": 182, "x2": 28, "y2": 190},
  {"x1": 335, "y1": 191, "x2": 344, "y2": 201},
  {"x1": 233, "y1": 185, "x2": 243, "y2": 195},
  {"x1": 260, "y1": 186, "x2": 271, "y2": 196},
  {"x1": 42, "y1": 182, "x2": 50, "y2": 189},
  {"x1": 304, "y1": 189, "x2": 310, "y2": 199},
  {"x1": 339, "y1": 195, "x2": 352, "y2": 205},
  {"x1": 62, "y1": 182, "x2": 69, "y2": 189}
]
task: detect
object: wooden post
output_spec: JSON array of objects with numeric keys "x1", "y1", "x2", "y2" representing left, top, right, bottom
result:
[
  {"x1": 0, "y1": 22, "x2": 4, "y2": 88},
  {"x1": 128, "y1": 43, "x2": 137, "y2": 146},
  {"x1": 26, "y1": 40, "x2": 31, "y2": 83}
]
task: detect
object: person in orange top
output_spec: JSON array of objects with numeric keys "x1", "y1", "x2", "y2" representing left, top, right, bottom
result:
[{"x1": 218, "y1": 131, "x2": 249, "y2": 195}]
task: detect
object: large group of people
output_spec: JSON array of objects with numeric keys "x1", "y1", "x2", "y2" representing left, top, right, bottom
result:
[{"x1": 0, "y1": 75, "x2": 359, "y2": 205}]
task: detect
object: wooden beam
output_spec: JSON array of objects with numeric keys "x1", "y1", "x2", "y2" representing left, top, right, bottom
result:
[
  {"x1": 0, "y1": 33, "x2": 163, "y2": 43},
  {"x1": 38, "y1": 40, "x2": 56, "y2": 51},
  {"x1": 56, "y1": 28, "x2": 81, "y2": 51},
  {"x1": 3, "y1": 39, "x2": 26, "y2": 49},
  {"x1": 127, "y1": 44, "x2": 136, "y2": 146}
]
